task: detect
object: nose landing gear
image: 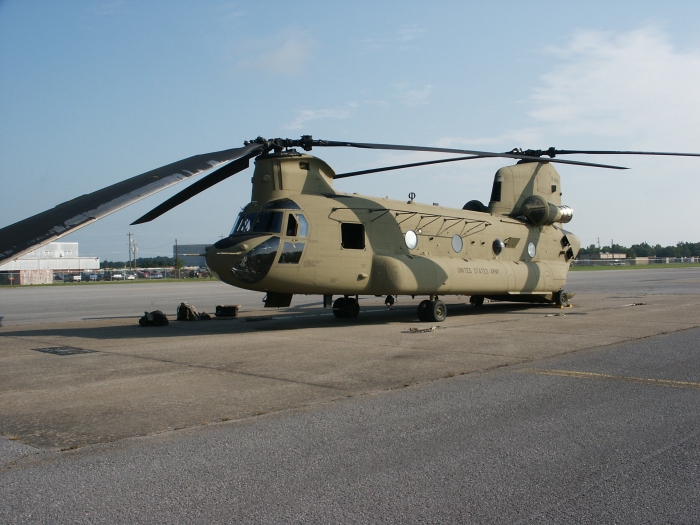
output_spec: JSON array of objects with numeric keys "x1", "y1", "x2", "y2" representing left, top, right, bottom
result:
[{"x1": 333, "y1": 296, "x2": 360, "y2": 319}]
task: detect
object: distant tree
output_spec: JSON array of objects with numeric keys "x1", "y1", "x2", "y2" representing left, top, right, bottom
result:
[
  {"x1": 630, "y1": 242, "x2": 655, "y2": 257},
  {"x1": 656, "y1": 245, "x2": 680, "y2": 257},
  {"x1": 100, "y1": 260, "x2": 126, "y2": 269},
  {"x1": 676, "y1": 242, "x2": 700, "y2": 256},
  {"x1": 578, "y1": 244, "x2": 599, "y2": 255},
  {"x1": 135, "y1": 256, "x2": 174, "y2": 267}
]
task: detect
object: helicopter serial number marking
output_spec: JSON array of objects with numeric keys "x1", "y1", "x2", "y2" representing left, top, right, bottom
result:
[{"x1": 457, "y1": 267, "x2": 500, "y2": 275}]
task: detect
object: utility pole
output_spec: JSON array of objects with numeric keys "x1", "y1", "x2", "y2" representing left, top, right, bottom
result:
[
  {"x1": 128, "y1": 233, "x2": 138, "y2": 272},
  {"x1": 175, "y1": 239, "x2": 179, "y2": 279}
]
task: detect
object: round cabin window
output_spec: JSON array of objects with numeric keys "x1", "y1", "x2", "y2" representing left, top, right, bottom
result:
[
  {"x1": 452, "y1": 234, "x2": 463, "y2": 253},
  {"x1": 493, "y1": 238, "x2": 505, "y2": 255},
  {"x1": 405, "y1": 230, "x2": 418, "y2": 249},
  {"x1": 528, "y1": 242, "x2": 537, "y2": 258}
]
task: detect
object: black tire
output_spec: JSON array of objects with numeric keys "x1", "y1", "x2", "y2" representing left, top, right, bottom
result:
[
  {"x1": 469, "y1": 295, "x2": 485, "y2": 307},
  {"x1": 333, "y1": 298, "x2": 346, "y2": 318},
  {"x1": 343, "y1": 298, "x2": 360, "y2": 319},
  {"x1": 428, "y1": 300, "x2": 447, "y2": 322},
  {"x1": 417, "y1": 300, "x2": 430, "y2": 321},
  {"x1": 554, "y1": 290, "x2": 570, "y2": 307}
]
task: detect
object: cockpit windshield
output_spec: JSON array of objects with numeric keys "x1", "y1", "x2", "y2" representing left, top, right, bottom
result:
[{"x1": 231, "y1": 211, "x2": 284, "y2": 235}]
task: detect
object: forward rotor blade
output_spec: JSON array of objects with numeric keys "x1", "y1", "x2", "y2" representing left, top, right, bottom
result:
[
  {"x1": 317, "y1": 140, "x2": 628, "y2": 170},
  {"x1": 0, "y1": 143, "x2": 261, "y2": 264},
  {"x1": 131, "y1": 149, "x2": 259, "y2": 225},
  {"x1": 335, "y1": 155, "x2": 483, "y2": 179}
]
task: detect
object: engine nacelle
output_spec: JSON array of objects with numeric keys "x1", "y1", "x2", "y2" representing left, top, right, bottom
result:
[{"x1": 519, "y1": 195, "x2": 573, "y2": 226}]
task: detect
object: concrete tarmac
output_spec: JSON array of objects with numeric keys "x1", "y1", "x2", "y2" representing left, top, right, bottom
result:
[{"x1": 1, "y1": 268, "x2": 699, "y2": 522}]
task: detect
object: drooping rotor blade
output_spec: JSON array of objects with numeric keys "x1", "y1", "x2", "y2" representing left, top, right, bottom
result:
[
  {"x1": 335, "y1": 155, "x2": 483, "y2": 179},
  {"x1": 0, "y1": 143, "x2": 262, "y2": 264},
  {"x1": 132, "y1": 149, "x2": 259, "y2": 225},
  {"x1": 315, "y1": 140, "x2": 628, "y2": 170}
]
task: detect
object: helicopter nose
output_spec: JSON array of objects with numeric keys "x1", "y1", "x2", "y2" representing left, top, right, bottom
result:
[{"x1": 205, "y1": 243, "x2": 246, "y2": 281}]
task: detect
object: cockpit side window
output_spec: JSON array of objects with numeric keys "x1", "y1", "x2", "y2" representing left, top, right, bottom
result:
[
  {"x1": 286, "y1": 214, "x2": 298, "y2": 236},
  {"x1": 296, "y1": 214, "x2": 309, "y2": 237},
  {"x1": 285, "y1": 213, "x2": 309, "y2": 237}
]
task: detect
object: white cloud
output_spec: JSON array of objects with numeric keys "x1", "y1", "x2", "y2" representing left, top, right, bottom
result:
[
  {"x1": 436, "y1": 28, "x2": 700, "y2": 154},
  {"x1": 284, "y1": 106, "x2": 353, "y2": 130},
  {"x1": 528, "y1": 27, "x2": 700, "y2": 149},
  {"x1": 395, "y1": 84, "x2": 433, "y2": 106},
  {"x1": 235, "y1": 30, "x2": 314, "y2": 76},
  {"x1": 358, "y1": 25, "x2": 426, "y2": 51},
  {"x1": 434, "y1": 130, "x2": 544, "y2": 150}
]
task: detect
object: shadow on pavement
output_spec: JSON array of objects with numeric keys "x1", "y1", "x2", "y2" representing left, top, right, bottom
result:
[{"x1": 0, "y1": 301, "x2": 558, "y2": 342}]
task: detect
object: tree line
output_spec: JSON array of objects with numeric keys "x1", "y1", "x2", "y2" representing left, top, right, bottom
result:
[{"x1": 579, "y1": 242, "x2": 700, "y2": 258}]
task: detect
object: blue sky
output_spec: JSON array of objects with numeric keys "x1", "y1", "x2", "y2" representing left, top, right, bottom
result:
[{"x1": 2, "y1": 1, "x2": 700, "y2": 259}]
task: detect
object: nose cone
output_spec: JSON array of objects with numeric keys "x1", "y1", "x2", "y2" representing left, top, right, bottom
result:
[
  {"x1": 205, "y1": 235, "x2": 280, "y2": 286},
  {"x1": 206, "y1": 241, "x2": 247, "y2": 279},
  {"x1": 205, "y1": 244, "x2": 227, "y2": 281}
]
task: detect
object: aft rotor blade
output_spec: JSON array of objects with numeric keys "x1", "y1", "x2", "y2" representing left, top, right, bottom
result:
[
  {"x1": 553, "y1": 149, "x2": 700, "y2": 158},
  {"x1": 132, "y1": 150, "x2": 259, "y2": 225},
  {"x1": 317, "y1": 140, "x2": 628, "y2": 170},
  {"x1": 335, "y1": 155, "x2": 483, "y2": 179},
  {"x1": 0, "y1": 143, "x2": 261, "y2": 264}
]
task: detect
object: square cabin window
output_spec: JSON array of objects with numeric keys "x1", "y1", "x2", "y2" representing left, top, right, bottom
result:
[{"x1": 341, "y1": 223, "x2": 365, "y2": 249}]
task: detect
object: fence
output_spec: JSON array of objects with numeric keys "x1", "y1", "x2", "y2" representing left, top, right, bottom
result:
[
  {"x1": 572, "y1": 257, "x2": 700, "y2": 267},
  {"x1": 0, "y1": 267, "x2": 211, "y2": 285}
]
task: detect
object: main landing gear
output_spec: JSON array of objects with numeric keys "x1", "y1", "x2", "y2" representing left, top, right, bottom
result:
[
  {"x1": 469, "y1": 295, "x2": 485, "y2": 307},
  {"x1": 333, "y1": 296, "x2": 360, "y2": 319},
  {"x1": 417, "y1": 296, "x2": 447, "y2": 322}
]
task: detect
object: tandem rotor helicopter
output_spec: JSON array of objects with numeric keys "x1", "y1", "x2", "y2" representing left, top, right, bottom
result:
[{"x1": 2, "y1": 136, "x2": 699, "y2": 322}]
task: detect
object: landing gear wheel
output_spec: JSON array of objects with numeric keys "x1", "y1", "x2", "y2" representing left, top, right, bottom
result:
[
  {"x1": 427, "y1": 300, "x2": 447, "y2": 322},
  {"x1": 333, "y1": 298, "x2": 347, "y2": 318},
  {"x1": 343, "y1": 297, "x2": 360, "y2": 319},
  {"x1": 417, "y1": 300, "x2": 430, "y2": 322},
  {"x1": 554, "y1": 289, "x2": 570, "y2": 307},
  {"x1": 469, "y1": 295, "x2": 484, "y2": 307},
  {"x1": 333, "y1": 297, "x2": 360, "y2": 319}
]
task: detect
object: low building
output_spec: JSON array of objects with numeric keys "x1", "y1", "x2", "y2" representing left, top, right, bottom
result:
[
  {"x1": 578, "y1": 253, "x2": 627, "y2": 260},
  {"x1": 0, "y1": 242, "x2": 99, "y2": 285}
]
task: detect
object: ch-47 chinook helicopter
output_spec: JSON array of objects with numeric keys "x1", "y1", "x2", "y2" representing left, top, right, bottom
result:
[{"x1": 2, "y1": 136, "x2": 700, "y2": 322}]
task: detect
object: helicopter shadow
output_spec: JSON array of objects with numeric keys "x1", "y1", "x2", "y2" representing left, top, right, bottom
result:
[{"x1": 0, "y1": 302, "x2": 572, "y2": 343}]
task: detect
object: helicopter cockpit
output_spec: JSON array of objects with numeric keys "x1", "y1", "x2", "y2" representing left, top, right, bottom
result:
[
  {"x1": 217, "y1": 198, "x2": 310, "y2": 284},
  {"x1": 229, "y1": 198, "x2": 306, "y2": 237}
]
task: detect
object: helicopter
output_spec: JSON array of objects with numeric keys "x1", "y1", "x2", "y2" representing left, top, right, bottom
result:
[{"x1": 2, "y1": 136, "x2": 700, "y2": 322}]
